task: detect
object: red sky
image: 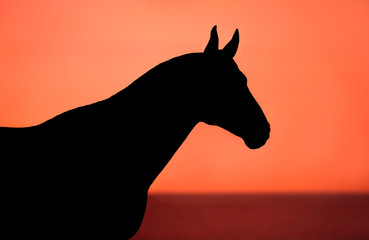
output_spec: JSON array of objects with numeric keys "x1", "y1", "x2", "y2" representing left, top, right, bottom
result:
[{"x1": 0, "y1": 0, "x2": 368, "y2": 193}]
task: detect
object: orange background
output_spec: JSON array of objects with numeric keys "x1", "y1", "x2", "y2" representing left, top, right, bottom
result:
[{"x1": 0, "y1": 0, "x2": 368, "y2": 193}]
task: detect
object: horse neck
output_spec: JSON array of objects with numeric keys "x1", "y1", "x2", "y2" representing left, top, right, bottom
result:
[
  {"x1": 113, "y1": 53, "x2": 202, "y2": 125},
  {"x1": 109, "y1": 56, "x2": 201, "y2": 185}
]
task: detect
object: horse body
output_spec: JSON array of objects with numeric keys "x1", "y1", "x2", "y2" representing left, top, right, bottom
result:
[{"x1": 1, "y1": 26, "x2": 270, "y2": 239}]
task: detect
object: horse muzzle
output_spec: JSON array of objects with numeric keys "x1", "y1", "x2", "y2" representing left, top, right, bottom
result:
[{"x1": 243, "y1": 124, "x2": 270, "y2": 149}]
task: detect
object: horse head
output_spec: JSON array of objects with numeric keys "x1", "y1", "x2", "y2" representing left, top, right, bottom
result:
[{"x1": 197, "y1": 26, "x2": 270, "y2": 149}]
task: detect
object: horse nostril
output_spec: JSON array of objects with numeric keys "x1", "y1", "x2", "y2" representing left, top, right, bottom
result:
[{"x1": 265, "y1": 123, "x2": 271, "y2": 135}]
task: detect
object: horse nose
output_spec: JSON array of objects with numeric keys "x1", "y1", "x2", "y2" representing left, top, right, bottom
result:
[
  {"x1": 262, "y1": 122, "x2": 271, "y2": 143},
  {"x1": 265, "y1": 122, "x2": 271, "y2": 138}
]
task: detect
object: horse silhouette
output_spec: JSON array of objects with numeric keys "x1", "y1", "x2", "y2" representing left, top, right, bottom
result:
[{"x1": 1, "y1": 26, "x2": 270, "y2": 239}]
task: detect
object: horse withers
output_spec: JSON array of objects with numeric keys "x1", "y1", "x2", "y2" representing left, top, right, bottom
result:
[{"x1": 1, "y1": 26, "x2": 270, "y2": 239}]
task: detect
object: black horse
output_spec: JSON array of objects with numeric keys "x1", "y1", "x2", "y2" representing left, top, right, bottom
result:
[{"x1": 1, "y1": 26, "x2": 270, "y2": 239}]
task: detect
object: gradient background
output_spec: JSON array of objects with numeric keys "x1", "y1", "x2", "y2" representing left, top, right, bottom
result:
[{"x1": 0, "y1": 0, "x2": 368, "y2": 194}]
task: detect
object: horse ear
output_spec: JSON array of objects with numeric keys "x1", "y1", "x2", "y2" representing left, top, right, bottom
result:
[
  {"x1": 222, "y1": 29, "x2": 239, "y2": 58},
  {"x1": 204, "y1": 25, "x2": 219, "y2": 54}
]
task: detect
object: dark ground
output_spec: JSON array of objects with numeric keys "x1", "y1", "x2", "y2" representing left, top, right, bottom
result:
[{"x1": 132, "y1": 194, "x2": 369, "y2": 240}]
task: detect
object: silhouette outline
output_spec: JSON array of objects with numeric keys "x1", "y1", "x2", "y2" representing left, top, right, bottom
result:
[{"x1": 1, "y1": 26, "x2": 270, "y2": 239}]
